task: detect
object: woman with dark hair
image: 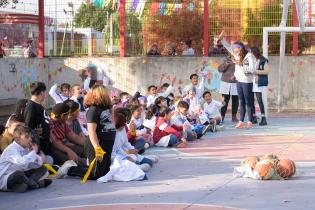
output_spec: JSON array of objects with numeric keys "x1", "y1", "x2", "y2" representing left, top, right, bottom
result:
[
  {"x1": 251, "y1": 46, "x2": 269, "y2": 126},
  {"x1": 218, "y1": 52, "x2": 239, "y2": 123},
  {"x1": 233, "y1": 41, "x2": 256, "y2": 129}
]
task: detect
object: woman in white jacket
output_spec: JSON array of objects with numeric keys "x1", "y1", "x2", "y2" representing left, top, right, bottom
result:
[{"x1": 232, "y1": 42, "x2": 255, "y2": 129}]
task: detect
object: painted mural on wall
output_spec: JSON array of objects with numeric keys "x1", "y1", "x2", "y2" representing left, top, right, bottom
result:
[{"x1": 198, "y1": 60, "x2": 221, "y2": 92}]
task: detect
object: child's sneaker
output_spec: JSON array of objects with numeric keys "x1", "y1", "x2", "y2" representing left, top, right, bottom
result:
[
  {"x1": 144, "y1": 143, "x2": 150, "y2": 149},
  {"x1": 235, "y1": 121, "x2": 244, "y2": 129},
  {"x1": 57, "y1": 160, "x2": 77, "y2": 178},
  {"x1": 175, "y1": 141, "x2": 187, "y2": 148},
  {"x1": 202, "y1": 124, "x2": 211, "y2": 135},
  {"x1": 247, "y1": 121, "x2": 253, "y2": 129},
  {"x1": 140, "y1": 163, "x2": 151, "y2": 172},
  {"x1": 211, "y1": 120, "x2": 217, "y2": 132},
  {"x1": 38, "y1": 179, "x2": 53, "y2": 188}
]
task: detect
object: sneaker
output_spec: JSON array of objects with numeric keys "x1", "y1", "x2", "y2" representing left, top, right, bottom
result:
[
  {"x1": 175, "y1": 140, "x2": 187, "y2": 148},
  {"x1": 202, "y1": 124, "x2": 211, "y2": 135},
  {"x1": 252, "y1": 116, "x2": 258, "y2": 124},
  {"x1": 12, "y1": 183, "x2": 28, "y2": 193},
  {"x1": 57, "y1": 160, "x2": 77, "y2": 178},
  {"x1": 247, "y1": 121, "x2": 253, "y2": 129},
  {"x1": 259, "y1": 117, "x2": 268, "y2": 126},
  {"x1": 216, "y1": 125, "x2": 224, "y2": 131},
  {"x1": 211, "y1": 120, "x2": 217, "y2": 132},
  {"x1": 144, "y1": 143, "x2": 150, "y2": 149},
  {"x1": 235, "y1": 121, "x2": 244, "y2": 129},
  {"x1": 139, "y1": 163, "x2": 151, "y2": 172},
  {"x1": 146, "y1": 155, "x2": 159, "y2": 163},
  {"x1": 38, "y1": 179, "x2": 52, "y2": 188},
  {"x1": 39, "y1": 171, "x2": 49, "y2": 181}
]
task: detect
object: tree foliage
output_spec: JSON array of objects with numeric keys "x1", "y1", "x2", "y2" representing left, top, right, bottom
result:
[
  {"x1": 74, "y1": 3, "x2": 108, "y2": 32},
  {"x1": 141, "y1": 2, "x2": 203, "y2": 55}
]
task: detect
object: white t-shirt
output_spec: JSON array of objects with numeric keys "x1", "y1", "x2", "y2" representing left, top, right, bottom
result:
[
  {"x1": 182, "y1": 48, "x2": 195, "y2": 56},
  {"x1": 203, "y1": 100, "x2": 223, "y2": 119}
]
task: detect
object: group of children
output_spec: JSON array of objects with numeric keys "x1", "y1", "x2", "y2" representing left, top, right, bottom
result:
[{"x1": 0, "y1": 63, "x2": 226, "y2": 193}]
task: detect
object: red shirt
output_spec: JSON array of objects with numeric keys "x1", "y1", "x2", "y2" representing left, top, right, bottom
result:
[
  {"x1": 50, "y1": 121, "x2": 71, "y2": 144},
  {"x1": 153, "y1": 117, "x2": 183, "y2": 144}
]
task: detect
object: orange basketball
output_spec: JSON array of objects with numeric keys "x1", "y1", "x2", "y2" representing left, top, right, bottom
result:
[
  {"x1": 243, "y1": 156, "x2": 260, "y2": 169},
  {"x1": 254, "y1": 160, "x2": 275, "y2": 180},
  {"x1": 277, "y1": 159, "x2": 296, "y2": 178}
]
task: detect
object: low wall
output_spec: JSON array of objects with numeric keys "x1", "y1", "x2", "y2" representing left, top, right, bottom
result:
[{"x1": 0, "y1": 56, "x2": 315, "y2": 111}]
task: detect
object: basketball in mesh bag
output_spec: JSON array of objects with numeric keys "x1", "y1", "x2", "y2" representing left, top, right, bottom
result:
[
  {"x1": 254, "y1": 159, "x2": 276, "y2": 180},
  {"x1": 277, "y1": 159, "x2": 296, "y2": 178},
  {"x1": 261, "y1": 154, "x2": 280, "y2": 165},
  {"x1": 243, "y1": 156, "x2": 260, "y2": 169}
]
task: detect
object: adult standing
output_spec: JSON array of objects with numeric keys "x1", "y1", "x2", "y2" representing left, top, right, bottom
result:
[
  {"x1": 84, "y1": 85, "x2": 116, "y2": 179},
  {"x1": 83, "y1": 64, "x2": 98, "y2": 92},
  {"x1": 251, "y1": 46, "x2": 269, "y2": 126},
  {"x1": 233, "y1": 42, "x2": 255, "y2": 129},
  {"x1": 218, "y1": 54, "x2": 239, "y2": 123}
]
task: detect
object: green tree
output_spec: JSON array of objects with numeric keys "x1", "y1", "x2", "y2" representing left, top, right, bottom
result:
[{"x1": 74, "y1": 3, "x2": 108, "y2": 32}]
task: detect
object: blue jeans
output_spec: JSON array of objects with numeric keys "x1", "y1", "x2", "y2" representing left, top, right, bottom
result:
[
  {"x1": 237, "y1": 82, "x2": 254, "y2": 122},
  {"x1": 133, "y1": 137, "x2": 146, "y2": 154},
  {"x1": 138, "y1": 157, "x2": 153, "y2": 167},
  {"x1": 168, "y1": 135, "x2": 180, "y2": 147}
]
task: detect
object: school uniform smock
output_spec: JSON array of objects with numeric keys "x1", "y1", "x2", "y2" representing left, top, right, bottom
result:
[{"x1": 0, "y1": 142, "x2": 43, "y2": 191}]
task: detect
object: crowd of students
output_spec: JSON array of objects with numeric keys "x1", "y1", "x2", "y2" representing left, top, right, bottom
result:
[{"x1": 0, "y1": 41, "x2": 269, "y2": 193}]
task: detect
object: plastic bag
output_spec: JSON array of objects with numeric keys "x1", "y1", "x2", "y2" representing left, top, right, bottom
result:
[{"x1": 97, "y1": 157, "x2": 146, "y2": 183}]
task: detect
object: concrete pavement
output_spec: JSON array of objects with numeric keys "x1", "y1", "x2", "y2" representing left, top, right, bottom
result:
[{"x1": 0, "y1": 112, "x2": 314, "y2": 210}]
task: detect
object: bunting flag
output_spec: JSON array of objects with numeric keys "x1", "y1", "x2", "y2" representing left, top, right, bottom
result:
[
  {"x1": 188, "y1": 2, "x2": 194, "y2": 11},
  {"x1": 93, "y1": 0, "x2": 105, "y2": 8},
  {"x1": 173, "y1": 3, "x2": 182, "y2": 11},
  {"x1": 166, "y1": 3, "x2": 174, "y2": 16},
  {"x1": 159, "y1": 2, "x2": 167, "y2": 15},
  {"x1": 131, "y1": 0, "x2": 139, "y2": 13},
  {"x1": 150, "y1": 3, "x2": 159, "y2": 16},
  {"x1": 135, "y1": 0, "x2": 146, "y2": 17}
]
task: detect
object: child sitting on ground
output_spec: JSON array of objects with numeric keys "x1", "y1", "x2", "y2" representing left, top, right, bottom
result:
[
  {"x1": 127, "y1": 105, "x2": 150, "y2": 152},
  {"x1": 147, "y1": 75, "x2": 176, "y2": 107},
  {"x1": 143, "y1": 105, "x2": 158, "y2": 138},
  {"x1": 64, "y1": 100, "x2": 87, "y2": 143},
  {"x1": 49, "y1": 83, "x2": 70, "y2": 104},
  {"x1": 113, "y1": 109, "x2": 158, "y2": 172},
  {"x1": 69, "y1": 84, "x2": 88, "y2": 136},
  {"x1": 50, "y1": 103, "x2": 86, "y2": 165},
  {"x1": 153, "y1": 107, "x2": 187, "y2": 148},
  {"x1": 0, "y1": 125, "x2": 52, "y2": 193},
  {"x1": 202, "y1": 91, "x2": 224, "y2": 132},
  {"x1": 0, "y1": 115, "x2": 25, "y2": 153},
  {"x1": 171, "y1": 101, "x2": 208, "y2": 140}
]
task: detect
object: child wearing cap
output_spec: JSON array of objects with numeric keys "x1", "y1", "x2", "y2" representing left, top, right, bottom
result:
[
  {"x1": 64, "y1": 100, "x2": 87, "y2": 143},
  {"x1": 50, "y1": 103, "x2": 86, "y2": 165},
  {"x1": 0, "y1": 125, "x2": 52, "y2": 193}
]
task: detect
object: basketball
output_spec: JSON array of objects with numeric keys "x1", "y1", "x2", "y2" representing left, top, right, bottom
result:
[
  {"x1": 254, "y1": 159, "x2": 276, "y2": 180},
  {"x1": 243, "y1": 156, "x2": 260, "y2": 169},
  {"x1": 277, "y1": 159, "x2": 296, "y2": 178}
]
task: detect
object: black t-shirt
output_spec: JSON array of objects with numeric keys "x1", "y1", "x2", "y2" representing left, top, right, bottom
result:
[
  {"x1": 86, "y1": 105, "x2": 116, "y2": 141},
  {"x1": 24, "y1": 100, "x2": 51, "y2": 154}
]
